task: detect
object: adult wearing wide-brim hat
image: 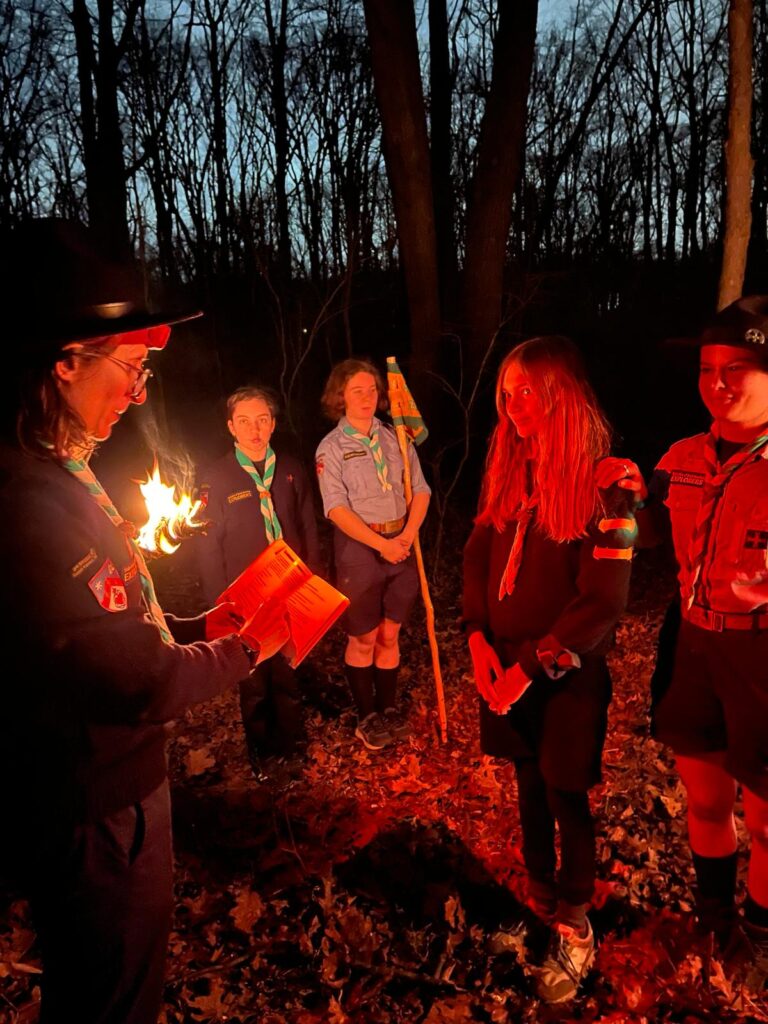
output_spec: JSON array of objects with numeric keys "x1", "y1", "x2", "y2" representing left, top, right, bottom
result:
[
  {"x1": 0, "y1": 218, "x2": 258, "y2": 1023},
  {"x1": 597, "y1": 295, "x2": 768, "y2": 986}
]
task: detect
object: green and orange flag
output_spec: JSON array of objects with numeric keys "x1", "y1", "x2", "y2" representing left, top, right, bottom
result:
[{"x1": 386, "y1": 357, "x2": 429, "y2": 446}]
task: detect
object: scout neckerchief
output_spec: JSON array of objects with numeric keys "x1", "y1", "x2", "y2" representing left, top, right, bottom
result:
[
  {"x1": 62, "y1": 454, "x2": 172, "y2": 643},
  {"x1": 681, "y1": 426, "x2": 768, "y2": 610},
  {"x1": 498, "y1": 489, "x2": 539, "y2": 599},
  {"x1": 234, "y1": 444, "x2": 283, "y2": 542},
  {"x1": 341, "y1": 419, "x2": 392, "y2": 492}
]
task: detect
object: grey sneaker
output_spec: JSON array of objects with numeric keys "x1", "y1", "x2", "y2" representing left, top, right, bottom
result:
[
  {"x1": 354, "y1": 712, "x2": 393, "y2": 750},
  {"x1": 381, "y1": 706, "x2": 413, "y2": 740},
  {"x1": 536, "y1": 919, "x2": 595, "y2": 1003}
]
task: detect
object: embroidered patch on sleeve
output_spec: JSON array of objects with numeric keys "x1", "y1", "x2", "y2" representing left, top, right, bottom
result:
[
  {"x1": 88, "y1": 559, "x2": 128, "y2": 612},
  {"x1": 70, "y1": 547, "x2": 98, "y2": 578},
  {"x1": 316, "y1": 459, "x2": 324, "y2": 476},
  {"x1": 226, "y1": 490, "x2": 252, "y2": 504}
]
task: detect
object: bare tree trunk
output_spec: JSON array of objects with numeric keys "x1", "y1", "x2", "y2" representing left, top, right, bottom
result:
[
  {"x1": 429, "y1": 0, "x2": 456, "y2": 312},
  {"x1": 461, "y1": 0, "x2": 538, "y2": 380},
  {"x1": 718, "y1": 0, "x2": 754, "y2": 308},
  {"x1": 72, "y1": 0, "x2": 138, "y2": 258},
  {"x1": 361, "y1": 0, "x2": 441, "y2": 378},
  {"x1": 751, "y1": 0, "x2": 768, "y2": 264},
  {"x1": 264, "y1": 0, "x2": 291, "y2": 285}
]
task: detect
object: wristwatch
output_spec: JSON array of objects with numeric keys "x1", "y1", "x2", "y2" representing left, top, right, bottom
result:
[{"x1": 240, "y1": 638, "x2": 258, "y2": 668}]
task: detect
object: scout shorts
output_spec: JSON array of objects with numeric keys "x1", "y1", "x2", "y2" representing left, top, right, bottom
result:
[
  {"x1": 333, "y1": 533, "x2": 419, "y2": 636},
  {"x1": 652, "y1": 617, "x2": 768, "y2": 798}
]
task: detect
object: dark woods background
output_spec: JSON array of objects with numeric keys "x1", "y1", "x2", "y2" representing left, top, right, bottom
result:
[{"x1": 3, "y1": 0, "x2": 766, "y2": 536}]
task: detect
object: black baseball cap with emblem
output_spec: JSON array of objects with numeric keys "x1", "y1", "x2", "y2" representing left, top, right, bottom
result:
[{"x1": 0, "y1": 217, "x2": 201, "y2": 354}]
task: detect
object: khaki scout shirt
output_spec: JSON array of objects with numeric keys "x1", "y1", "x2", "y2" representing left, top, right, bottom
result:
[{"x1": 654, "y1": 432, "x2": 768, "y2": 614}]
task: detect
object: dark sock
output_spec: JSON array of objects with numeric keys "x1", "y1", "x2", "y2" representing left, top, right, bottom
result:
[
  {"x1": 345, "y1": 664, "x2": 375, "y2": 718},
  {"x1": 744, "y1": 894, "x2": 768, "y2": 930},
  {"x1": 555, "y1": 900, "x2": 590, "y2": 935},
  {"x1": 691, "y1": 851, "x2": 738, "y2": 938},
  {"x1": 374, "y1": 665, "x2": 399, "y2": 712},
  {"x1": 691, "y1": 850, "x2": 738, "y2": 905}
]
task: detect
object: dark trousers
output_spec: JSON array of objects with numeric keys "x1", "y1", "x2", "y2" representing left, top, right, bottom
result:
[
  {"x1": 14, "y1": 781, "x2": 174, "y2": 1023},
  {"x1": 514, "y1": 758, "x2": 596, "y2": 907},
  {"x1": 239, "y1": 654, "x2": 303, "y2": 757}
]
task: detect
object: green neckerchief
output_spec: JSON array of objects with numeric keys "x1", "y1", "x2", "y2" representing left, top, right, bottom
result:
[{"x1": 234, "y1": 444, "x2": 283, "y2": 542}]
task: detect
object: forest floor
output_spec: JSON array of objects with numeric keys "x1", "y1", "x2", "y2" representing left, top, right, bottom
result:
[{"x1": 2, "y1": 547, "x2": 768, "y2": 1023}]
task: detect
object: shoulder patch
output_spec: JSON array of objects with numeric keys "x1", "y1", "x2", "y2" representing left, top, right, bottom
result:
[
  {"x1": 343, "y1": 450, "x2": 368, "y2": 460},
  {"x1": 316, "y1": 459, "x2": 324, "y2": 476},
  {"x1": 123, "y1": 559, "x2": 139, "y2": 583},
  {"x1": 71, "y1": 547, "x2": 98, "y2": 578},
  {"x1": 227, "y1": 489, "x2": 252, "y2": 504},
  {"x1": 88, "y1": 559, "x2": 128, "y2": 612}
]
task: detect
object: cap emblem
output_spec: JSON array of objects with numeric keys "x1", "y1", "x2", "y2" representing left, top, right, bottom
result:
[{"x1": 745, "y1": 328, "x2": 766, "y2": 345}]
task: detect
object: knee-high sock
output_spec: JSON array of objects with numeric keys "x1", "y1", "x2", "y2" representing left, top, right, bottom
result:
[
  {"x1": 374, "y1": 665, "x2": 399, "y2": 713},
  {"x1": 345, "y1": 664, "x2": 375, "y2": 718}
]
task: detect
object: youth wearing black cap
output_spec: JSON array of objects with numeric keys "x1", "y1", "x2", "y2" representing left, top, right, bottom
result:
[
  {"x1": 597, "y1": 296, "x2": 768, "y2": 983},
  {"x1": 0, "y1": 218, "x2": 258, "y2": 1023}
]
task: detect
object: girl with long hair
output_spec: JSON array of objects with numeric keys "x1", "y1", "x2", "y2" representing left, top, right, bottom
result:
[{"x1": 463, "y1": 336, "x2": 635, "y2": 1003}]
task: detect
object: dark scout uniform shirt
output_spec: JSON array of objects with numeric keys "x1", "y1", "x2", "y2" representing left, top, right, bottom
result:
[
  {"x1": 0, "y1": 445, "x2": 250, "y2": 825},
  {"x1": 196, "y1": 448, "x2": 321, "y2": 606},
  {"x1": 462, "y1": 486, "x2": 634, "y2": 679},
  {"x1": 315, "y1": 415, "x2": 430, "y2": 523}
]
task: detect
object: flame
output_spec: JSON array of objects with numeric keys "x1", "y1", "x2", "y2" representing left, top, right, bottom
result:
[{"x1": 137, "y1": 461, "x2": 203, "y2": 554}]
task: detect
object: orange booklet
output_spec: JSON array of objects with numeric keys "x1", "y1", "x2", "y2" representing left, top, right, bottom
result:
[{"x1": 217, "y1": 539, "x2": 349, "y2": 668}]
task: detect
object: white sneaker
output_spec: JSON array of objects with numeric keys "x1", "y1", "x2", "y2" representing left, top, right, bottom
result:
[{"x1": 536, "y1": 919, "x2": 595, "y2": 1003}]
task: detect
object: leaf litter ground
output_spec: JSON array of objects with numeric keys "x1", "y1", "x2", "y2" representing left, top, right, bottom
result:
[{"x1": 2, "y1": 548, "x2": 768, "y2": 1023}]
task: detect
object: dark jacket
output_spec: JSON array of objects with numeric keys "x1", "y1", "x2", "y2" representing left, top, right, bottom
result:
[
  {"x1": 0, "y1": 445, "x2": 251, "y2": 828},
  {"x1": 196, "y1": 449, "x2": 321, "y2": 606},
  {"x1": 462, "y1": 485, "x2": 635, "y2": 678}
]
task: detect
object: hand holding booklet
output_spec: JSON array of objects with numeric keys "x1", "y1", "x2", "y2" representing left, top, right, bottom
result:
[{"x1": 217, "y1": 539, "x2": 349, "y2": 667}]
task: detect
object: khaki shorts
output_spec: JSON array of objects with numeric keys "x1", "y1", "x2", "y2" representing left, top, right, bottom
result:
[{"x1": 652, "y1": 616, "x2": 768, "y2": 798}]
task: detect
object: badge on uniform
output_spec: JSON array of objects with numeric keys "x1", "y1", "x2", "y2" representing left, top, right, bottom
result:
[
  {"x1": 88, "y1": 558, "x2": 128, "y2": 612},
  {"x1": 316, "y1": 459, "x2": 324, "y2": 476}
]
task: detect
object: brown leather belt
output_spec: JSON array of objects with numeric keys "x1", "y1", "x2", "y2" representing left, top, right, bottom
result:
[
  {"x1": 685, "y1": 604, "x2": 768, "y2": 632},
  {"x1": 367, "y1": 516, "x2": 406, "y2": 536}
]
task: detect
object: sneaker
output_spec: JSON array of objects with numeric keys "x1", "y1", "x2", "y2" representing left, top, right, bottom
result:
[
  {"x1": 381, "y1": 706, "x2": 413, "y2": 741},
  {"x1": 354, "y1": 712, "x2": 393, "y2": 750},
  {"x1": 536, "y1": 919, "x2": 595, "y2": 1003}
]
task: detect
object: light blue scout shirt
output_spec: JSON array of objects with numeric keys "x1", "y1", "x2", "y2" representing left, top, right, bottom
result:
[{"x1": 316, "y1": 415, "x2": 431, "y2": 524}]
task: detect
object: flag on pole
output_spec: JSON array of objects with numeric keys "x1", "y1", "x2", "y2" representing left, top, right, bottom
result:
[{"x1": 386, "y1": 357, "x2": 429, "y2": 445}]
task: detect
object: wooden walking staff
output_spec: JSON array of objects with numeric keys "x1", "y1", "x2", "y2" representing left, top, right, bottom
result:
[{"x1": 386, "y1": 357, "x2": 448, "y2": 743}]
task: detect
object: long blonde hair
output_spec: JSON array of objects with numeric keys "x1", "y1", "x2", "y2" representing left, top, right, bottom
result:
[{"x1": 477, "y1": 335, "x2": 612, "y2": 541}]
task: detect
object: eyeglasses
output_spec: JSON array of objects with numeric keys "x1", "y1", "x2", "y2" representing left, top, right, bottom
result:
[{"x1": 78, "y1": 350, "x2": 154, "y2": 400}]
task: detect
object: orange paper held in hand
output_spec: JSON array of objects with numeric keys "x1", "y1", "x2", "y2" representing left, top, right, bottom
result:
[{"x1": 218, "y1": 539, "x2": 349, "y2": 668}]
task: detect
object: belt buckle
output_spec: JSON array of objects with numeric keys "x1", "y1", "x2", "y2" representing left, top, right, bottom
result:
[{"x1": 710, "y1": 610, "x2": 724, "y2": 632}]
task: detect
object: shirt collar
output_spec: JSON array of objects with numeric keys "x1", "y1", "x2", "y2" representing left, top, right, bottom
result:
[{"x1": 339, "y1": 414, "x2": 381, "y2": 437}]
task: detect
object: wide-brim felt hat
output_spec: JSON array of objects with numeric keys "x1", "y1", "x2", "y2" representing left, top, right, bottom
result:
[
  {"x1": 1, "y1": 217, "x2": 201, "y2": 351},
  {"x1": 668, "y1": 295, "x2": 768, "y2": 361}
]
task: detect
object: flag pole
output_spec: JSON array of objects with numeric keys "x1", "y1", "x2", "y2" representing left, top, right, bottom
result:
[{"x1": 386, "y1": 359, "x2": 448, "y2": 743}]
